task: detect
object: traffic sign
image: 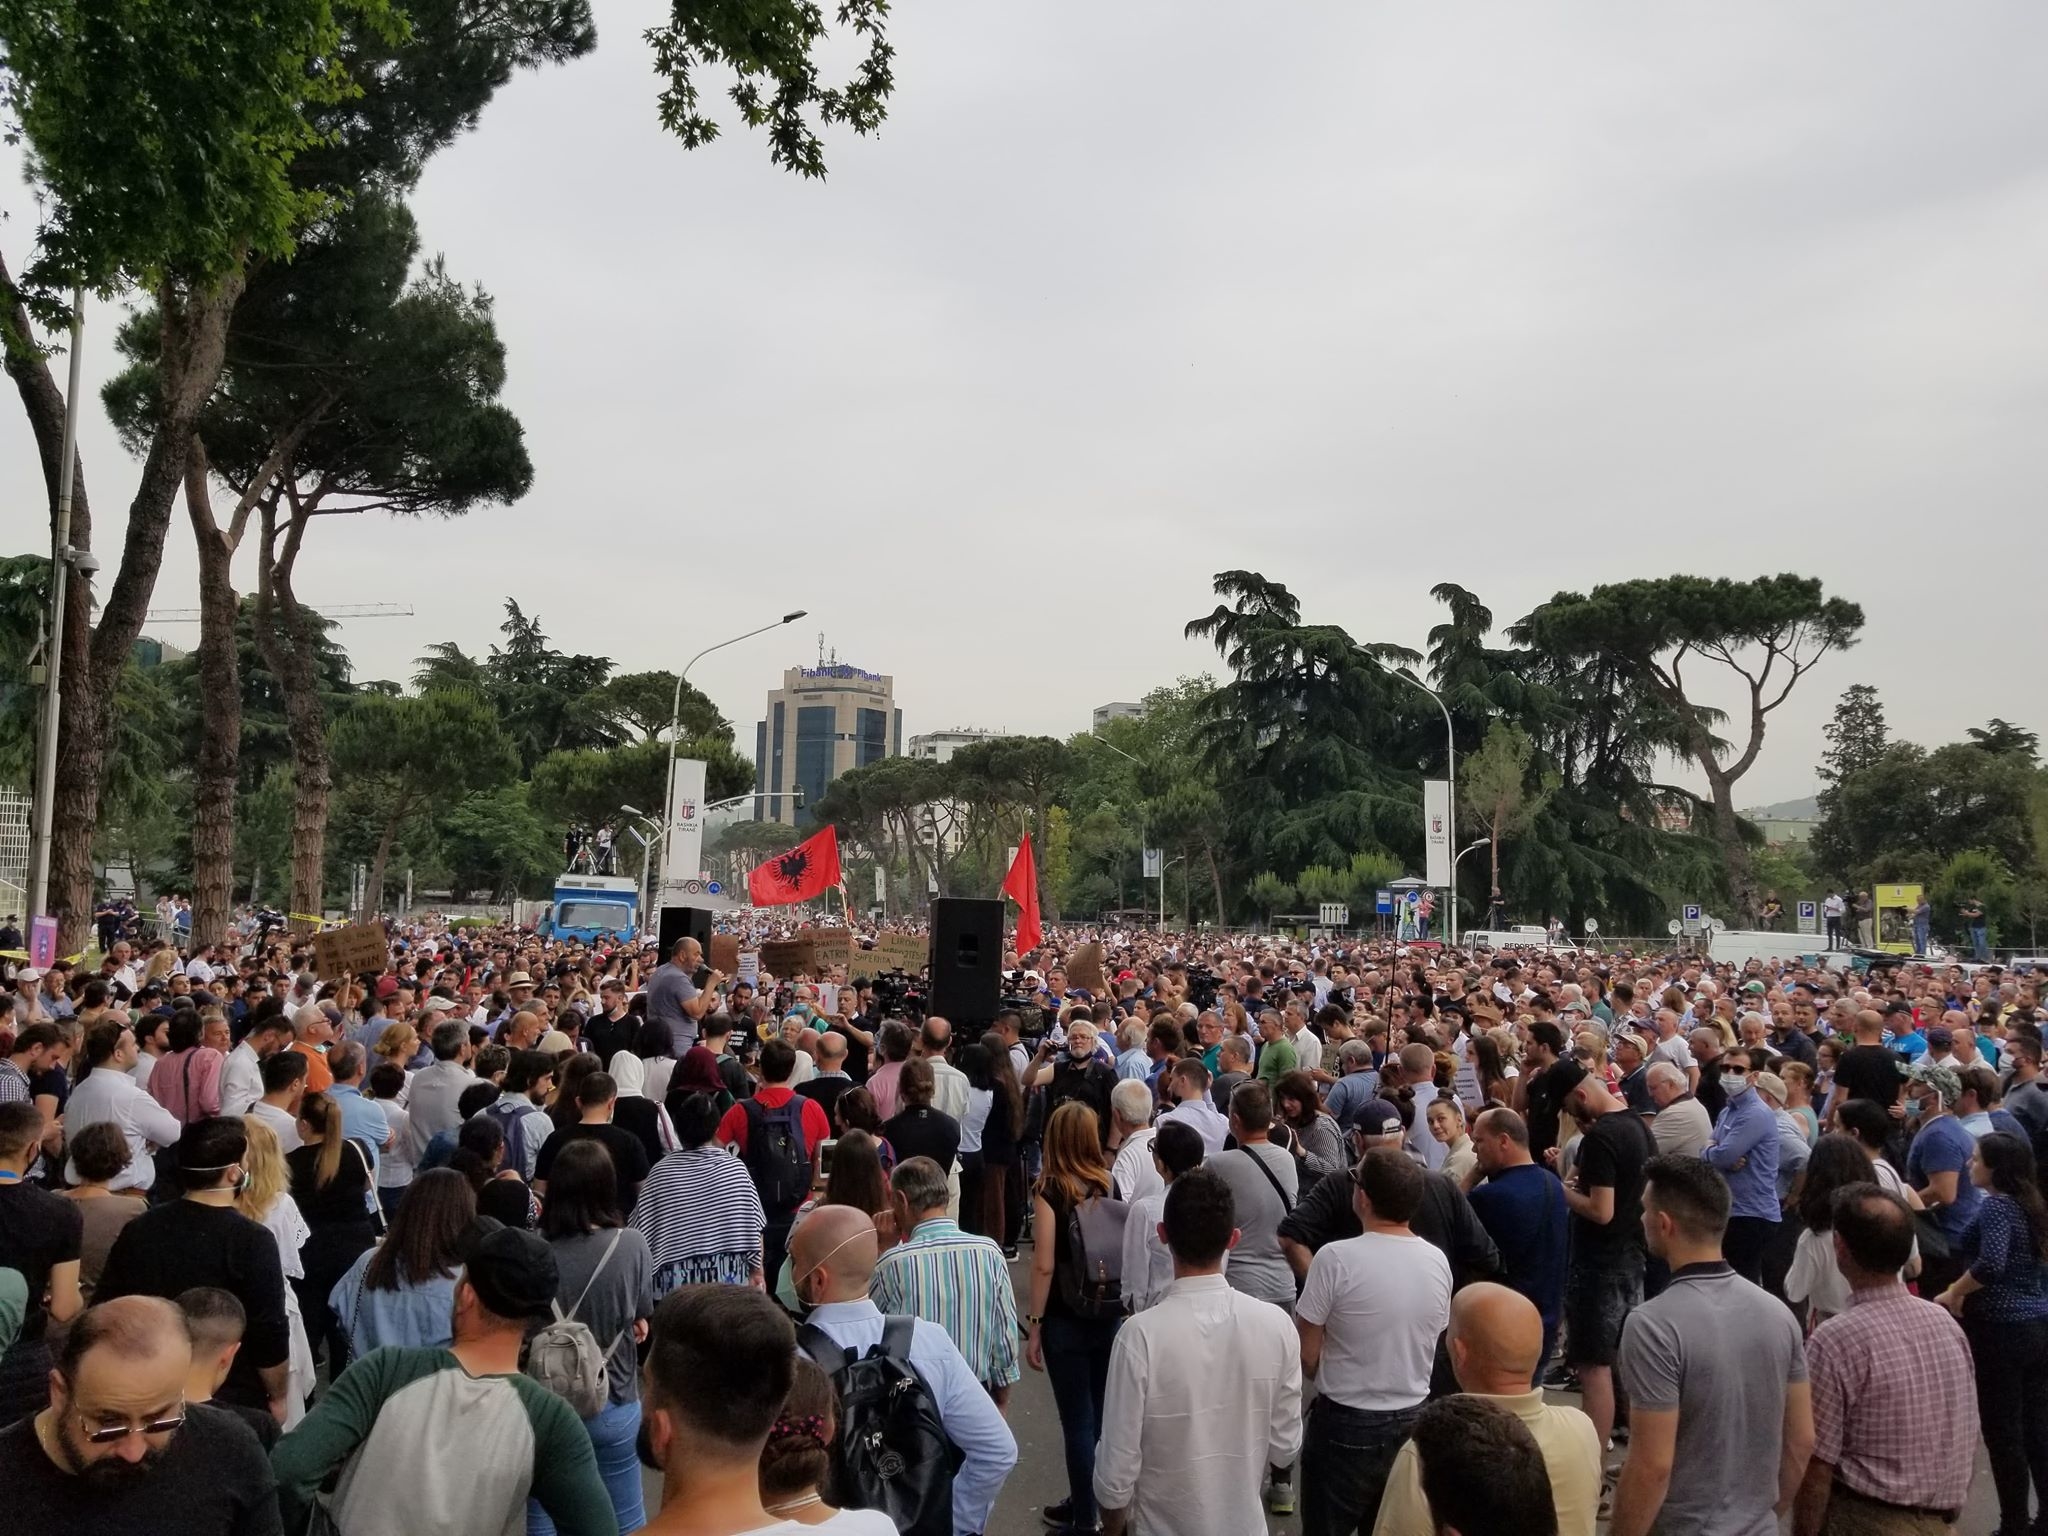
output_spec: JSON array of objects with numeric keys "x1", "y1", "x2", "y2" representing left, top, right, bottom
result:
[
  {"x1": 1375, "y1": 889, "x2": 1393, "y2": 914},
  {"x1": 1319, "y1": 903, "x2": 1350, "y2": 928},
  {"x1": 1667, "y1": 919, "x2": 1684, "y2": 936},
  {"x1": 1796, "y1": 900, "x2": 1817, "y2": 935},
  {"x1": 707, "y1": 881, "x2": 722, "y2": 896},
  {"x1": 1142, "y1": 848, "x2": 1163, "y2": 879}
]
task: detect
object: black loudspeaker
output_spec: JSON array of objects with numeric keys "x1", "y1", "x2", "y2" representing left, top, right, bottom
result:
[
  {"x1": 657, "y1": 904, "x2": 713, "y2": 958},
  {"x1": 929, "y1": 898, "x2": 1003, "y2": 1027}
]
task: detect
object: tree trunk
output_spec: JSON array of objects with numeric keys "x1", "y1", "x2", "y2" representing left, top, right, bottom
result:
[
  {"x1": 364, "y1": 814, "x2": 400, "y2": 923},
  {"x1": 1204, "y1": 842, "x2": 1227, "y2": 926},
  {"x1": 1704, "y1": 767, "x2": 1756, "y2": 924},
  {"x1": 12, "y1": 269, "x2": 242, "y2": 950},
  {"x1": 186, "y1": 446, "x2": 240, "y2": 953},
  {"x1": 253, "y1": 493, "x2": 332, "y2": 925},
  {"x1": 1490, "y1": 827, "x2": 1502, "y2": 893}
]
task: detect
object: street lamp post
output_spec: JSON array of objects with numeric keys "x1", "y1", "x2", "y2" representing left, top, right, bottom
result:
[
  {"x1": 1363, "y1": 653, "x2": 1459, "y2": 946},
  {"x1": 661, "y1": 611, "x2": 806, "y2": 883},
  {"x1": 1088, "y1": 731, "x2": 1150, "y2": 925}
]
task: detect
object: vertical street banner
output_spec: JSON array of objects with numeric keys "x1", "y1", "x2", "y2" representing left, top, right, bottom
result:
[
  {"x1": 1423, "y1": 779, "x2": 1452, "y2": 889},
  {"x1": 663, "y1": 757, "x2": 708, "y2": 886}
]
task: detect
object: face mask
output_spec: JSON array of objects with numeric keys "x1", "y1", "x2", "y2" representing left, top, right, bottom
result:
[{"x1": 1905, "y1": 1097, "x2": 1925, "y2": 1121}]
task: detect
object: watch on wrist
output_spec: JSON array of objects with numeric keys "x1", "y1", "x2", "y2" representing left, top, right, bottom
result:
[{"x1": 1024, "y1": 1313, "x2": 1043, "y2": 1326}]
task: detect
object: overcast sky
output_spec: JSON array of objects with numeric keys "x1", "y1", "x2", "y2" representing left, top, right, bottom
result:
[{"x1": 8, "y1": 2, "x2": 2047, "y2": 806}]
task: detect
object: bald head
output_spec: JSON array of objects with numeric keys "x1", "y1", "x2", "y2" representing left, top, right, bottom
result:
[
  {"x1": 1447, "y1": 1282, "x2": 1545, "y2": 1395},
  {"x1": 815, "y1": 1030, "x2": 848, "y2": 1068},
  {"x1": 788, "y1": 1203, "x2": 879, "y2": 1304}
]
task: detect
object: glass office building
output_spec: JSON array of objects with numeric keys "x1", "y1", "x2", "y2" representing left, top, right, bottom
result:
[{"x1": 755, "y1": 663, "x2": 901, "y2": 826}]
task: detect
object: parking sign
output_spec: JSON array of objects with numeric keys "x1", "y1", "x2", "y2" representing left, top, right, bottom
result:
[{"x1": 1797, "y1": 900, "x2": 1818, "y2": 935}]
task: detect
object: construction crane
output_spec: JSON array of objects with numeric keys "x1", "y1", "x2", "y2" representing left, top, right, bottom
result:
[{"x1": 144, "y1": 602, "x2": 414, "y2": 622}]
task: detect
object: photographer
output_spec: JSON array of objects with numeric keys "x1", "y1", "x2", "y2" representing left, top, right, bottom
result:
[{"x1": 1027, "y1": 1020, "x2": 1118, "y2": 1144}]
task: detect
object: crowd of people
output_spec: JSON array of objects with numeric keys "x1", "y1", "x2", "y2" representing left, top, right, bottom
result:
[{"x1": 0, "y1": 910, "x2": 2043, "y2": 1536}]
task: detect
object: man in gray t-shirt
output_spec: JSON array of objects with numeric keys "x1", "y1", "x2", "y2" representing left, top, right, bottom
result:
[
  {"x1": 1611, "y1": 1155, "x2": 1811, "y2": 1536},
  {"x1": 644, "y1": 937, "x2": 719, "y2": 1055},
  {"x1": 1205, "y1": 1081, "x2": 1300, "y2": 1309}
]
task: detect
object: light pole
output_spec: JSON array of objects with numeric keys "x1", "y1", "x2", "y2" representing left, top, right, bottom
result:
[
  {"x1": 1161, "y1": 854, "x2": 1185, "y2": 932},
  {"x1": 662, "y1": 611, "x2": 806, "y2": 880},
  {"x1": 1088, "y1": 731, "x2": 1149, "y2": 922},
  {"x1": 1362, "y1": 652, "x2": 1459, "y2": 946},
  {"x1": 1451, "y1": 840, "x2": 1489, "y2": 933},
  {"x1": 27, "y1": 289, "x2": 87, "y2": 924}
]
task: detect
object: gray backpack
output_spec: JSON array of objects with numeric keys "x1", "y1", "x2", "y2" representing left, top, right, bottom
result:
[{"x1": 523, "y1": 1230, "x2": 625, "y2": 1418}]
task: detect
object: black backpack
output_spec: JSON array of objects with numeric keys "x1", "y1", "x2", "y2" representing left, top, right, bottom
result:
[
  {"x1": 798, "y1": 1316, "x2": 960, "y2": 1536},
  {"x1": 739, "y1": 1096, "x2": 810, "y2": 1217}
]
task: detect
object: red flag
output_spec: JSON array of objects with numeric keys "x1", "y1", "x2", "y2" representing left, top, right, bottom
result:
[
  {"x1": 747, "y1": 825, "x2": 843, "y2": 908},
  {"x1": 1002, "y1": 834, "x2": 1043, "y2": 958}
]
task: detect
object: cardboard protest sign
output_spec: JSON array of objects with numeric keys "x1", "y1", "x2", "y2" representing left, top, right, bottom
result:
[
  {"x1": 313, "y1": 922, "x2": 389, "y2": 980},
  {"x1": 1067, "y1": 941, "x2": 1107, "y2": 994},
  {"x1": 861, "y1": 932, "x2": 929, "y2": 975},
  {"x1": 710, "y1": 935, "x2": 741, "y2": 976},
  {"x1": 760, "y1": 928, "x2": 855, "y2": 978}
]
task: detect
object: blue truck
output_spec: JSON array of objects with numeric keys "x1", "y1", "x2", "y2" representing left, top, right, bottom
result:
[{"x1": 540, "y1": 874, "x2": 640, "y2": 943}]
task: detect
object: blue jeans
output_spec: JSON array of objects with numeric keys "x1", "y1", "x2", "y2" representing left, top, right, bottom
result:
[
  {"x1": 1912, "y1": 919, "x2": 1929, "y2": 956},
  {"x1": 1972, "y1": 924, "x2": 1991, "y2": 961},
  {"x1": 1041, "y1": 1311, "x2": 1121, "y2": 1524},
  {"x1": 528, "y1": 1398, "x2": 644, "y2": 1535},
  {"x1": 1301, "y1": 1397, "x2": 1422, "y2": 1536}
]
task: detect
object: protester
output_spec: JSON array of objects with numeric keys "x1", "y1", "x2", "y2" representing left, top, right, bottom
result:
[
  {"x1": 1609, "y1": 1155, "x2": 1812, "y2": 1536},
  {"x1": 1465, "y1": 1107, "x2": 1570, "y2": 1378},
  {"x1": 1373, "y1": 1283, "x2": 1600, "y2": 1536},
  {"x1": 287, "y1": 1089, "x2": 381, "y2": 1369},
  {"x1": 1401, "y1": 1394, "x2": 1561, "y2": 1536},
  {"x1": 1094, "y1": 1167, "x2": 1303, "y2": 1536},
  {"x1": 634, "y1": 1091, "x2": 766, "y2": 1295},
  {"x1": 715, "y1": 1039, "x2": 831, "y2": 1287},
  {"x1": 872, "y1": 1156, "x2": 1020, "y2": 1407},
  {"x1": 1796, "y1": 1186, "x2": 1977, "y2": 1536},
  {"x1": 1025, "y1": 1099, "x2": 1122, "y2": 1534},
  {"x1": 538, "y1": 1138, "x2": 656, "y2": 1536},
  {"x1": 177, "y1": 1286, "x2": 282, "y2": 1450},
  {"x1": 792, "y1": 1203, "x2": 1018, "y2": 1534},
  {"x1": 755, "y1": 1356, "x2": 897, "y2": 1533},
  {"x1": 1, "y1": 1295, "x2": 281, "y2": 1536},
  {"x1": 95, "y1": 1117, "x2": 291, "y2": 1423},
  {"x1": 1932, "y1": 1131, "x2": 2048, "y2": 1535},
  {"x1": 60, "y1": 1121, "x2": 147, "y2": 1306},
  {"x1": 881, "y1": 1057, "x2": 961, "y2": 1175},
  {"x1": 1106, "y1": 1078, "x2": 1160, "y2": 1202},
  {"x1": 62, "y1": 1021, "x2": 183, "y2": 1193},
  {"x1": 1156, "y1": 1057, "x2": 1230, "y2": 1152},
  {"x1": 326, "y1": 1169, "x2": 474, "y2": 1361},
  {"x1": 533, "y1": 1071, "x2": 651, "y2": 1215},
  {"x1": 273, "y1": 1225, "x2": 615, "y2": 1536},
  {"x1": 1295, "y1": 1147, "x2": 1452, "y2": 1536},
  {"x1": 0, "y1": 1101, "x2": 82, "y2": 1425},
  {"x1": 1702, "y1": 1046, "x2": 1782, "y2": 1283}
]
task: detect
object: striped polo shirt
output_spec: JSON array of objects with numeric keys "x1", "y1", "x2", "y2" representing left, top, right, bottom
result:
[{"x1": 872, "y1": 1217, "x2": 1021, "y2": 1388}]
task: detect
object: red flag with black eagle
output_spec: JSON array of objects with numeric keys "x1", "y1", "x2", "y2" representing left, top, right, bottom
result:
[
  {"x1": 747, "y1": 825, "x2": 842, "y2": 907},
  {"x1": 1003, "y1": 834, "x2": 1043, "y2": 958}
]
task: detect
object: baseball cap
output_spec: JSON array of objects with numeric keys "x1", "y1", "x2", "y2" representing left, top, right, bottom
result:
[
  {"x1": 1348, "y1": 1098, "x2": 1406, "y2": 1139},
  {"x1": 421, "y1": 997, "x2": 458, "y2": 1016},
  {"x1": 460, "y1": 1223, "x2": 559, "y2": 1320},
  {"x1": 374, "y1": 975, "x2": 400, "y2": 999},
  {"x1": 1926, "y1": 1025, "x2": 1954, "y2": 1048},
  {"x1": 1544, "y1": 1059, "x2": 1590, "y2": 1098},
  {"x1": 1884, "y1": 999, "x2": 1915, "y2": 1018},
  {"x1": 1742, "y1": 980, "x2": 1767, "y2": 995},
  {"x1": 15, "y1": 967, "x2": 40, "y2": 984}
]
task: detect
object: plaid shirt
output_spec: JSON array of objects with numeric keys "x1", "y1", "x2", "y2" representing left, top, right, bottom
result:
[{"x1": 1807, "y1": 1281, "x2": 1977, "y2": 1512}]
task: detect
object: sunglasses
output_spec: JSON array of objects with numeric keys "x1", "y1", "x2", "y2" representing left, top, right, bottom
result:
[
  {"x1": 77, "y1": 1405, "x2": 186, "y2": 1444},
  {"x1": 1720, "y1": 1064, "x2": 1749, "y2": 1077}
]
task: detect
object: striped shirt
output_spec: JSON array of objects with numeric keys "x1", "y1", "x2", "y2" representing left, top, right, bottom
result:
[
  {"x1": 871, "y1": 1216, "x2": 1020, "y2": 1388},
  {"x1": 631, "y1": 1145, "x2": 764, "y2": 1295}
]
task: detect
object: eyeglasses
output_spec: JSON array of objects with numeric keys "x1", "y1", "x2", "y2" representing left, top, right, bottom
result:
[
  {"x1": 1720, "y1": 1064, "x2": 1749, "y2": 1077},
  {"x1": 78, "y1": 1403, "x2": 186, "y2": 1444}
]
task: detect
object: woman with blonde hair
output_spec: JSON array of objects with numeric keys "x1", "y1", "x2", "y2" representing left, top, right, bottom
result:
[
  {"x1": 371, "y1": 1021, "x2": 419, "y2": 1079},
  {"x1": 238, "y1": 1114, "x2": 317, "y2": 1424},
  {"x1": 1024, "y1": 1100, "x2": 1120, "y2": 1533},
  {"x1": 143, "y1": 947, "x2": 180, "y2": 986}
]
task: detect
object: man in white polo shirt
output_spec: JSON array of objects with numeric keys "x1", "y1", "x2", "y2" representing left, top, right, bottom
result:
[{"x1": 1294, "y1": 1147, "x2": 1451, "y2": 1536}]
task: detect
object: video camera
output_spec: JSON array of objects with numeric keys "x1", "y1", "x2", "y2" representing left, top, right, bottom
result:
[
  {"x1": 1184, "y1": 965, "x2": 1221, "y2": 1012},
  {"x1": 866, "y1": 968, "x2": 926, "y2": 1023}
]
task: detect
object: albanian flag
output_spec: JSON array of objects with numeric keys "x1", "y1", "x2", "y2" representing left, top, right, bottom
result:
[
  {"x1": 1002, "y1": 834, "x2": 1043, "y2": 958},
  {"x1": 748, "y1": 825, "x2": 843, "y2": 908}
]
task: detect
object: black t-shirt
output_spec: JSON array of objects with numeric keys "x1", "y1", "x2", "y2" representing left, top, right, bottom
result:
[
  {"x1": 0, "y1": 1182, "x2": 83, "y2": 1342},
  {"x1": 796, "y1": 1073, "x2": 854, "y2": 1124},
  {"x1": 1836, "y1": 1044, "x2": 1903, "y2": 1108},
  {"x1": 1048, "y1": 1059, "x2": 1117, "y2": 1140},
  {"x1": 882, "y1": 1107, "x2": 962, "y2": 1174},
  {"x1": 1523, "y1": 1061, "x2": 1570, "y2": 1160},
  {"x1": 1696, "y1": 1062, "x2": 1727, "y2": 1126},
  {"x1": 93, "y1": 1200, "x2": 289, "y2": 1410},
  {"x1": 584, "y1": 1008, "x2": 639, "y2": 1065},
  {"x1": 532, "y1": 1123, "x2": 651, "y2": 1212},
  {"x1": 0, "y1": 1401, "x2": 281, "y2": 1536},
  {"x1": 1571, "y1": 1109, "x2": 1654, "y2": 1270},
  {"x1": 831, "y1": 1018, "x2": 873, "y2": 1084}
]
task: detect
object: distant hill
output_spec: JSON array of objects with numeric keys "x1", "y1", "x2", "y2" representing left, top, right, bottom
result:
[{"x1": 1743, "y1": 795, "x2": 1819, "y2": 821}]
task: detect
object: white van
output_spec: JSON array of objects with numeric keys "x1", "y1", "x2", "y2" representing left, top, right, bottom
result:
[{"x1": 1465, "y1": 926, "x2": 1579, "y2": 957}]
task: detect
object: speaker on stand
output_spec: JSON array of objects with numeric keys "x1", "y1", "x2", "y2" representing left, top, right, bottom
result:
[{"x1": 928, "y1": 897, "x2": 1004, "y2": 1028}]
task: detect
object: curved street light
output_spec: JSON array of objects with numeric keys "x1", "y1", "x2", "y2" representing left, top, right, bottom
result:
[
  {"x1": 1360, "y1": 651, "x2": 1460, "y2": 945},
  {"x1": 661, "y1": 611, "x2": 806, "y2": 881}
]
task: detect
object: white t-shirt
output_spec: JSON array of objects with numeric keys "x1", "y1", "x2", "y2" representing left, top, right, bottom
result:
[
  {"x1": 742, "y1": 1510, "x2": 897, "y2": 1535},
  {"x1": 1296, "y1": 1230, "x2": 1450, "y2": 1412}
]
